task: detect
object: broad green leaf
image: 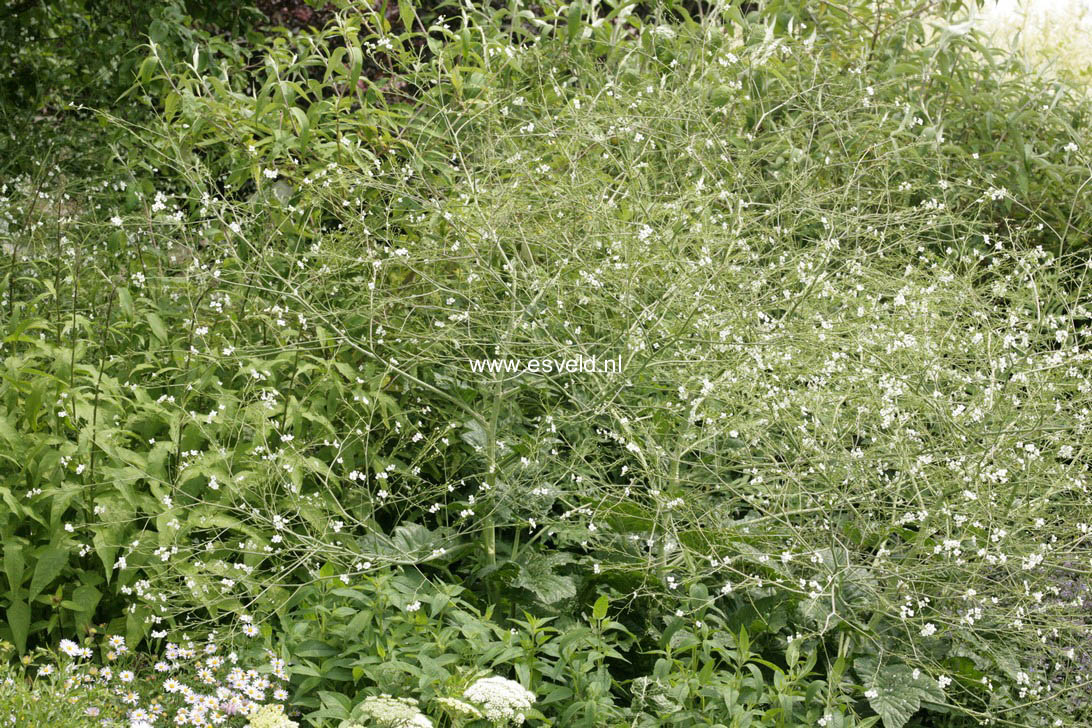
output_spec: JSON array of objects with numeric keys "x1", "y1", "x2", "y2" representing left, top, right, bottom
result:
[
  {"x1": 29, "y1": 545, "x2": 68, "y2": 601},
  {"x1": 146, "y1": 312, "x2": 168, "y2": 343},
  {"x1": 6, "y1": 599, "x2": 30, "y2": 655},
  {"x1": 592, "y1": 594, "x2": 609, "y2": 620},
  {"x1": 867, "y1": 685, "x2": 919, "y2": 728},
  {"x1": 514, "y1": 553, "x2": 576, "y2": 604},
  {"x1": 3, "y1": 540, "x2": 25, "y2": 593},
  {"x1": 117, "y1": 287, "x2": 134, "y2": 318},
  {"x1": 70, "y1": 584, "x2": 102, "y2": 613},
  {"x1": 126, "y1": 605, "x2": 150, "y2": 649},
  {"x1": 855, "y1": 657, "x2": 942, "y2": 728}
]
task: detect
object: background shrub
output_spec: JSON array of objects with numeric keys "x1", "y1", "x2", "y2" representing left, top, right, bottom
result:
[{"x1": 3, "y1": 2, "x2": 1092, "y2": 727}]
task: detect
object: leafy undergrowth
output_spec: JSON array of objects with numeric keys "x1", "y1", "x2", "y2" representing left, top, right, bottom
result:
[{"x1": 3, "y1": 2, "x2": 1092, "y2": 728}]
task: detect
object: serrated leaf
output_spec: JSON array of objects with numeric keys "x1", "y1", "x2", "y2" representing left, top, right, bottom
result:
[
  {"x1": 856, "y1": 657, "x2": 940, "y2": 728},
  {"x1": 868, "y1": 685, "x2": 919, "y2": 728},
  {"x1": 515, "y1": 568, "x2": 575, "y2": 604},
  {"x1": 514, "y1": 553, "x2": 576, "y2": 604},
  {"x1": 461, "y1": 418, "x2": 487, "y2": 449},
  {"x1": 390, "y1": 522, "x2": 441, "y2": 557}
]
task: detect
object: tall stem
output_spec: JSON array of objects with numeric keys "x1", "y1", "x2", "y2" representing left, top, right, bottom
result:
[{"x1": 484, "y1": 379, "x2": 503, "y2": 569}]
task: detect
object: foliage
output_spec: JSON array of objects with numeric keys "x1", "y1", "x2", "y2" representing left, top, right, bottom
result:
[
  {"x1": 268, "y1": 571, "x2": 864, "y2": 727},
  {"x1": 968, "y1": 0, "x2": 1092, "y2": 88},
  {"x1": 0, "y1": 640, "x2": 125, "y2": 727},
  {"x1": 0, "y1": 633, "x2": 301, "y2": 726},
  {"x1": 3, "y1": 2, "x2": 1092, "y2": 728}
]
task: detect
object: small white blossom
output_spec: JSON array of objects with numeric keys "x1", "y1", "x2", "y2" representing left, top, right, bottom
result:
[{"x1": 464, "y1": 676, "x2": 536, "y2": 725}]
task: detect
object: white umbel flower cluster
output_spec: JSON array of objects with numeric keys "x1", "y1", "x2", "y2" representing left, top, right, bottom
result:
[
  {"x1": 350, "y1": 695, "x2": 433, "y2": 728},
  {"x1": 463, "y1": 676, "x2": 536, "y2": 726},
  {"x1": 434, "y1": 696, "x2": 484, "y2": 721},
  {"x1": 245, "y1": 704, "x2": 298, "y2": 728}
]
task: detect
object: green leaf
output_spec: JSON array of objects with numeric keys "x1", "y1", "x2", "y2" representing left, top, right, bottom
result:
[
  {"x1": 126, "y1": 605, "x2": 150, "y2": 649},
  {"x1": 868, "y1": 685, "x2": 920, "y2": 728},
  {"x1": 6, "y1": 599, "x2": 30, "y2": 655},
  {"x1": 855, "y1": 657, "x2": 941, "y2": 728},
  {"x1": 541, "y1": 685, "x2": 573, "y2": 705},
  {"x1": 70, "y1": 584, "x2": 102, "y2": 613},
  {"x1": 3, "y1": 540, "x2": 25, "y2": 593},
  {"x1": 592, "y1": 594, "x2": 609, "y2": 620},
  {"x1": 117, "y1": 287, "x2": 134, "y2": 318},
  {"x1": 514, "y1": 553, "x2": 576, "y2": 604},
  {"x1": 319, "y1": 690, "x2": 351, "y2": 719},
  {"x1": 390, "y1": 522, "x2": 441, "y2": 558},
  {"x1": 295, "y1": 640, "x2": 338, "y2": 658},
  {"x1": 289, "y1": 106, "x2": 310, "y2": 146},
  {"x1": 461, "y1": 418, "x2": 487, "y2": 449},
  {"x1": 567, "y1": 1, "x2": 584, "y2": 44},
  {"x1": 398, "y1": 0, "x2": 415, "y2": 31},
  {"x1": 29, "y1": 545, "x2": 68, "y2": 601},
  {"x1": 146, "y1": 312, "x2": 168, "y2": 343},
  {"x1": 347, "y1": 45, "x2": 363, "y2": 96},
  {"x1": 93, "y1": 526, "x2": 120, "y2": 583}
]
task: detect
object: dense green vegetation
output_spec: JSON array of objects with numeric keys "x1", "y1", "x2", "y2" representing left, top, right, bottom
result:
[{"x1": 2, "y1": 1, "x2": 1092, "y2": 727}]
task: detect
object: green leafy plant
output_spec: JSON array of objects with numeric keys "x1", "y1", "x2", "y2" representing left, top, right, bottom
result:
[{"x1": 3, "y1": 3, "x2": 1092, "y2": 728}]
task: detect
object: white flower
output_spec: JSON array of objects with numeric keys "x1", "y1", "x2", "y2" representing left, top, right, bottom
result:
[
  {"x1": 865, "y1": 688, "x2": 878, "y2": 699},
  {"x1": 244, "y1": 703, "x2": 298, "y2": 728},
  {"x1": 353, "y1": 695, "x2": 432, "y2": 727},
  {"x1": 435, "y1": 697, "x2": 483, "y2": 720},
  {"x1": 59, "y1": 639, "x2": 82, "y2": 658},
  {"x1": 464, "y1": 676, "x2": 536, "y2": 725},
  {"x1": 920, "y1": 622, "x2": 937, "y2": 636}
]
